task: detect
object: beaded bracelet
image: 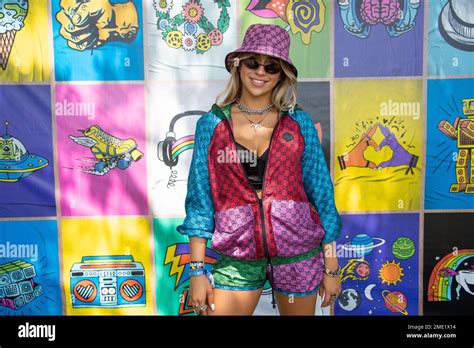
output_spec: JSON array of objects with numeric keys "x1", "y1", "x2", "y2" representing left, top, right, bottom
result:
[{"x1": 190, "y1": 261, "x2": 205, "y2": 270}]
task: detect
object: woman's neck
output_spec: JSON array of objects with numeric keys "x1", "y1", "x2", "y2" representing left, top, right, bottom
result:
[{"x1": 238, "y1": 92, "x2": 273, "y2": 110}]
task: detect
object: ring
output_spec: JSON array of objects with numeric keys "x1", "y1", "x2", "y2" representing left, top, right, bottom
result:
[{"x1": 193, "y1": 304, "x2": 207, "y2": 314}]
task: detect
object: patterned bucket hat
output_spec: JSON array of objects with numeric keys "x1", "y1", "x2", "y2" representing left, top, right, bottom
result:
[{"x1": 225, "y1": 23, "x2": 298, "y2": 77}]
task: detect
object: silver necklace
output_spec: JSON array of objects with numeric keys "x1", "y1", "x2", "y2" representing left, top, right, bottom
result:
[
  {"x1": 236, "y1": 98, "x2": 274, "y2": 115},
  {"x1": 242, "y1": 108, "x2": 272, "y2": 131}
]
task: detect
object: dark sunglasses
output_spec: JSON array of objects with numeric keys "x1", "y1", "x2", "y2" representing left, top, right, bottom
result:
[{"x1": 241, "y1": 57, "x2": 282, "y2": 74}]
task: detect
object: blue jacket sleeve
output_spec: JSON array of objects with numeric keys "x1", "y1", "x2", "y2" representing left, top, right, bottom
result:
[
  {"x1": 297, "y1": 110, "x2": 342, "y2": 244},
  {"x1": 176, "y1": 114, "x2": 216, "y2": 240}
]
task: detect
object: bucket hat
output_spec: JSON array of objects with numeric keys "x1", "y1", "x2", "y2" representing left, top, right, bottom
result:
[
  {"x1": 439, "y1": 0, "x2": 474, "y2": 51},
  {"x1": 225, "y1": 23, "x2": 298, "y2": 77}
]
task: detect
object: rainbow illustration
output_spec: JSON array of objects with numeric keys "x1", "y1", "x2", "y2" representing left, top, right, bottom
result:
[
  {"x1": 170, "y1": 135, "x2": 194, "y2": 160},
  {"x1": 427, "y1": 249, "x2": 474, "y2": 301}
]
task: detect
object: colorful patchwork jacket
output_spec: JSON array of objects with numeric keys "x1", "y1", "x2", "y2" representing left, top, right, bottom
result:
[{"x1": 177, "y1": 103, "x2": 342, "y2": 260}]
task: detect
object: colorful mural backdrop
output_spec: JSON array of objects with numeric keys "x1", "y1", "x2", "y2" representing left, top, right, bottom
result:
[{"x1": 0, "y1": 0, "x2": 473, "y2": 316}]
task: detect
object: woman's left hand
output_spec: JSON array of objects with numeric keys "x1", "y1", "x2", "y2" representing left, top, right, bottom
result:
[{"x1": 319, "y1": 274, "x2": 341, "y2": 308}]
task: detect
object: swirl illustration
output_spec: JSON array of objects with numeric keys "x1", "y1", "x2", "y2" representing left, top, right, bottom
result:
[{"x1": 287, "y1": 0, "x2": 325, "y2": 44}]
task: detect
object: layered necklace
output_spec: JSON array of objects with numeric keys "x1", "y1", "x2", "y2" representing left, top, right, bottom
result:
[{"x1": 235, "y1": 98, "x2": 274, "y2": 131}]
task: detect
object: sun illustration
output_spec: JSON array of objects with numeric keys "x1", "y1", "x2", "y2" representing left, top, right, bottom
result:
[{"x1": 378, "y1": 260, "x2": 404, "y2": 286}]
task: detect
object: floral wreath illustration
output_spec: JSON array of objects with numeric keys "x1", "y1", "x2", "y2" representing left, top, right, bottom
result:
[
  {"x1": 246, "y1": 0, "x2": 326, "y2": 45},
  {"x1": 153, "y1": 0, "x2": 230, "y2": 54}
]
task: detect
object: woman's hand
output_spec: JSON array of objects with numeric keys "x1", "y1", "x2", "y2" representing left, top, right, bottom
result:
[
  {"x1": 319, "y1": 274, "x2": 342, "y2": 308},
  {"x1": 189, "y1": 275, "x2": 215, "y2": 315}
]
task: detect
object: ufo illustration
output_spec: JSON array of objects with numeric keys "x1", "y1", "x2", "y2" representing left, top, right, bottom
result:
[
  {"x1": 341, "y1": 234, "x2": 386, "y2": 257},
  {"x1": 0, "y1": 121, "x2": 48, "y2": 182},
  {"x1": 439, "y1": 0, "x2": 474, "y2": 51}
]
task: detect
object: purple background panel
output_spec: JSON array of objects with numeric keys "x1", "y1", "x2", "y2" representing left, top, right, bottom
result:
[
  {"x1": 0, "y1": 85, "x2": 55, "y2": 217},
  {"x1": 335, "y1": 213, "x2": 419, "y2": 316},
  {"x1": 334, "y1": 1, "x2": 424, "y2": 77}
]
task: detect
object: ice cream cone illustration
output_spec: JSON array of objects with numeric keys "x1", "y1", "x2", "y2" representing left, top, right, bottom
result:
[{"x1": 0, "y1": 0, "x2": 28, "y2": 70}]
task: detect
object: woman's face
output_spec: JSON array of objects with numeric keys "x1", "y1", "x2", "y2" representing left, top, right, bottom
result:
[{"x1": 239, "y1": 54, "x2": 282, "y2": 100}]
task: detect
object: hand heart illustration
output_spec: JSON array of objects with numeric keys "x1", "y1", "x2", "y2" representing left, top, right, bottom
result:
[
  {"x1": 338, "y1": 122, "x2": 418, "y2": 173},
  {"x1": 362, "y1": 127, "x2": 394, "y2": 167}
]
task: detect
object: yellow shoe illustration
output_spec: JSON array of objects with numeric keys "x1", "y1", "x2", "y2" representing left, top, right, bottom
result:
[{"x1": 69, "y1": 125, "x2": 143, "y2": 175}]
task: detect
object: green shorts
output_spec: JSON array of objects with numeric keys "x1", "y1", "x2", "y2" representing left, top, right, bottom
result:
[{"x1": 211, "y1": 245, "x2": 324, "y2": 297}]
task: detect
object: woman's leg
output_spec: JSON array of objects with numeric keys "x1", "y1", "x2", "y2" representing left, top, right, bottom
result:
[
  {"x1": 274, "y1": 291, "x2": 317, "y2": 315},
  {"x1": 208, "y1": 288, "x2": 263, "y2": 315},
  {"x1": 268, "y1": 251, "x2": 324, "y2": 316}
]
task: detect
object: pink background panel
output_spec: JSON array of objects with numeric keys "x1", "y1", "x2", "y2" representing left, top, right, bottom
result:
[{"x1": 56, "y1": 84, "x2": 148, "y2": 216}]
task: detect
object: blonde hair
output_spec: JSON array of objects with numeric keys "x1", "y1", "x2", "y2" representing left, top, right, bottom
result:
[{"x1": 216, "y1": 53, "x2": 298, "y2": 112}]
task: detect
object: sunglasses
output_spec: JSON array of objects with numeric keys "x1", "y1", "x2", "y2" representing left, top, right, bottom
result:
[{"x1": 241, "y1": 57, "x2": 282, "y2": 74}]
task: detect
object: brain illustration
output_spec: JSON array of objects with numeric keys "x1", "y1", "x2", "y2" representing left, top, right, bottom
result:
[
  {"x1": 360, "y1": 0, "x2": 400, "y2": 25},
  {"x1": 0, "y1": 0, "x2": 28, "y2": 34}
]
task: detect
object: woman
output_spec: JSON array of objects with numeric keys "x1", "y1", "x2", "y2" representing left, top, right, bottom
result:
[{"x1": 177, "y1": 24, "x2": 342, "y2": 315}]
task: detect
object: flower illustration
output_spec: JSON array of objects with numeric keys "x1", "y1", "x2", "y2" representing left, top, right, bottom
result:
[
  {"x1": 154, "y1": 0, "x2": 173, "y2": 14},
  {"x1": 208, "y1": 28, "x2": 223, "y2": 46},
  {"x1": 184, "y1": 22, "x2": 197, "y2": 35},
  {"x1": 158, "y1": 18, "x2": 169, "y2": 30},
  {"x1": 286, "y1": 0, "x2": 325, "y2": 44},
  {"x1": 182, "y1": 33, "x2": 197, "y2": 51},
  {"x1": 166, "y1": 30, "x2": 183, "y2": 49},
  {"x1": 155, "y1": 0, "x2": 230, "y2": 54},
  {"x1": 182, "y1": 0, "x2": 204, "y2": 24},
  {"x1": 196, "y1": 33, "x2": 211, "y2": 52}
]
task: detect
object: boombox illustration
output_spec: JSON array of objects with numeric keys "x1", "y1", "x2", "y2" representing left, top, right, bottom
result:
[
  {"x1": 0, "y1": 260, "x2": 43, "y2": 310},
  {"x1": 70, "y1": 255, "x2": 146, "y2": 308}
]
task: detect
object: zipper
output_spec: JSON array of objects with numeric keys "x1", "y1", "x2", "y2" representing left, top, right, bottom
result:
[{"x1": 223, "y1": 114, "x2": 283, "y2": 260}]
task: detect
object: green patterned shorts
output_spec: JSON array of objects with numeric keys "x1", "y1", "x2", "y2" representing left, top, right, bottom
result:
[{"x1": 211, "y1": 245, "x2": 324, "y2": 297}]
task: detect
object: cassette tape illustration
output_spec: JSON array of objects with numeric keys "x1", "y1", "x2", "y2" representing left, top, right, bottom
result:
[
  {"x1": 70, "y1": 255, "x2": 146, "y2": 308},
  {"x1": 0, "y1": 260, "x2": 43, "y2": 310}
]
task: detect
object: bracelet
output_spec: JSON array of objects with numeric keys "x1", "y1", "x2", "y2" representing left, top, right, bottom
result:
[
  {"x1": 189, "y1": 269, "x2": 206, "y2": 277},
  {"x1": 189, "y1": 268, "x2": 215, "y2": 288},
  {"x1": 323, "y1": 265, "x2": 341, "y2": 277},
  {"x1": 190, "y1": 261, "x2": 205, "y2": 270},
  {"x1": 337, "y1": 155, "x2": 346, "y2": 170}
]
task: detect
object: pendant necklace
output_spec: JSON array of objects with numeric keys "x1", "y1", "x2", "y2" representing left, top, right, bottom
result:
[{"x1": 235, "y1": 98, "x2": 274, "y2": 131}]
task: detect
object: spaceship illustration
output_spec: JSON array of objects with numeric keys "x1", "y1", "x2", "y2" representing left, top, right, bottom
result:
[{"x1": 0, "y1": 121, "x2": 48, "y2": 182}]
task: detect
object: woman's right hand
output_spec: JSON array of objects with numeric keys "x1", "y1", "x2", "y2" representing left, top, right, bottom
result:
[{"x1": 189, "y1": 275, "x2": 215, "y2": 316}]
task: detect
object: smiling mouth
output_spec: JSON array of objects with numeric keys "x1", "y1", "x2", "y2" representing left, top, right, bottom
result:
[{"x1": 250, "y1": 78, "x2": 268, "y2": 87}]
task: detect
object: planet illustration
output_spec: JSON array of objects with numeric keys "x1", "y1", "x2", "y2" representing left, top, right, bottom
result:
[
  {"x1": 341, "y1": 234, "x2": 386, "y2": 257},
  {"x1": 0, "y1": 121, "x2": 48, "y2": 182},
  {"x1": 338, "y1": 288, "x2": 361, "y2": 312},
  {"x1": 382, "y1": 290, "x2": 408, "y2": 315},
  {"x1": 392, "y1": 237, "x2": 416, "y2": 260}
]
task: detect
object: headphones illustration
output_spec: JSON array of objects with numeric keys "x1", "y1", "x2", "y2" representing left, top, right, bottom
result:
[{"x1": 157, "y1": 110, "x2": 206, "y2": 187}]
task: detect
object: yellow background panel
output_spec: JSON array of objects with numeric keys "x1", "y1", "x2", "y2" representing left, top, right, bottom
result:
[
  {"x1": 61, "y1": 218, "x2": 154, "y2": 315},
  {"x1": 0, "y1": 0, "x2": 50, "y2": 81},
  {"x1": 334, "y1": 80, "x2": 423, "y2": 212}
]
